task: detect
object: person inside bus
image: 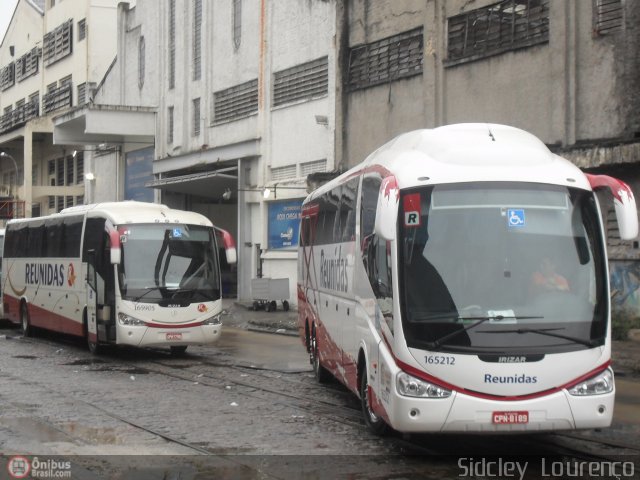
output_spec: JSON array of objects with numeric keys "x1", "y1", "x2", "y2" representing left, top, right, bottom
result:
[{"x1": 530, "y1": 256, "x2": 569, "y2": 296}]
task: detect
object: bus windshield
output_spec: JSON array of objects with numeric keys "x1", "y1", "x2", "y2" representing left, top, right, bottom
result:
[
  {"x1": 399, "y1": 182, "x2": 607, "y2": 354},
  {"x1": 118, "y1": 224, "x2": 220, "y2": 303}
]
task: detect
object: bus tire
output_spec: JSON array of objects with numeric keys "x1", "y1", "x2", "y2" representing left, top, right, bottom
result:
[
  {"x1": 360, "y1": 370, "x2": 390, "y2": 436},
  {"x1": 311, "y1": 325, "x2": 331, "y2": 383},
  {"x1": 170, "y1": 346, "x2": 188, "y2": 356},
  {"x1": 20, "y1": 302, "x2": 32, "y2": 337}
]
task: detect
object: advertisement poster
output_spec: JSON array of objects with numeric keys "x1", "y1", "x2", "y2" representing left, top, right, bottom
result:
[
  {"x1": 268, "y1": 200, "x2": 302, "y2": 250},
  {"x1": 125, "y1": 147, "x2": 154, "y2": 202}
]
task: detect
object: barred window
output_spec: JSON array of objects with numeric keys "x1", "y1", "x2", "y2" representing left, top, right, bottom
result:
[
  {"x1": 16, "y1": 48, "x2": 40, "y2": 82},
  {"x1": 273, "y1": 57, "x2": 328, "y2": 107},
  {"x1": 192, "y1": 98, "x2": 201, "y2": 136},
  {"x1": 168, "y1": 106, "x2": 174, "y2": 144},
  {"x1": 138, "y1": 36, "x2": 146, "y2": 89},
  {"x1": 43, "y1": 19, "x2": 73, "y2": 67},
  {"x1": 78, "y1": 19, "x2": 87, "y2": 41},
  {"x1": 447, "y1": 0, "x2": 549, "y2": 64},
  {"x1": 270, "y1": 165, "x2": 297, "y2": 182},
  {"x1": 348, "y1": 28, "x2": 423, "y2": 91},
  {"x1": 77, "y1": 83, "x2": 87, "y2": 105},
  {"x1": 213, "y1": 79, "x2": 258, "y2": 124},
  {"x1": 193, "y1": 0, "x2": 202, "y2": 80},
  {"x1": 233, "y1": 0, "x2": 242, "y2": 49},
  {"x1": 0, "y1": 62, "x2": 15, "y2": 91},
  {"x1": 300, "y1": 159, "x2": 327, "y2": 176},
  {"x1": 168, "y1": 0, "x2": 176, "y2": 89},
  {"x1": 75, "y1": 153, "x2": 84, "y2": 184},
  {"x1": 593, "y1": 0, "x2": 623, "y2": 36}
]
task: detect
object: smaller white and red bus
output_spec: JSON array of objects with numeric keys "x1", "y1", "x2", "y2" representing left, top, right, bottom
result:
[{"x1": 2, "y1": 201, "x2": 236, "y2": 355}]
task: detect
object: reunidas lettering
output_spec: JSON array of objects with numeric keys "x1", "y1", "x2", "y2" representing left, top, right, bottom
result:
[
  {"x1": 25, "y1": 263, "x2": 65, "y2": 287},
  {"x1": 320, "y1": 246, "x2": 348, "y2": 293},
  {"x1": 484, "y1": 373, "x2": 538, "y2": 384}
]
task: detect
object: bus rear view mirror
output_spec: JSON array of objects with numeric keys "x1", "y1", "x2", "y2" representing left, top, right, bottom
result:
[
  {"x1": 110, "y1": 247, "x2": 121, "y2": 265},
  {"x1": 587, "y1": 174, "x2": 639, "y2": 240},
  {"x1": 214, "y1": 227, "x2": 237, "y2": 265},
  {"x1": 226, "y1": 246, "x2": 237, "y2": 265},
  {"x1": 374, "y1": 176, "x2": 399, "y2": 241}
]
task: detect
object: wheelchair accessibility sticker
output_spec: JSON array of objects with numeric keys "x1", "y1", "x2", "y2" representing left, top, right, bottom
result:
[{"x1": 507, "y1": 209, "x2": 525, "y2": 228}]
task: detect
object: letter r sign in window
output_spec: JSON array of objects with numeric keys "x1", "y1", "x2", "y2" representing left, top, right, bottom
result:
[{"x1": 403, "y1": 193, "x2": 421, "y2": 227}]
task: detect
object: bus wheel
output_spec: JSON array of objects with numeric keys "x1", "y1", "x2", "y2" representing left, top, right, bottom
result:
[
  {"x1": 310, "y1": 325, "x2": 331, "y2": 383},
  {"x1": 20, "y1": 303, "x2": 32, "y2": 337},
  {"x1": 360, "y1": 371, "x2": 389, "y2": 436},
  {"x1": 170, "y1": 346, "x2": 188, "y2": 356}
]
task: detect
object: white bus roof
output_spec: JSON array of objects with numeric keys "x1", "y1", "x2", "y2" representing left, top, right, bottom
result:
[
  {"x1": 8, "y1": 201, "x2": 213, "y2": 227},
  {"x1": 308, "y1": 124, "x2": 589, "y2": 200}
]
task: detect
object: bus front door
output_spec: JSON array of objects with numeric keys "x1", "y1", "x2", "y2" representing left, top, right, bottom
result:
[{"x1": 86, "y1": 261, "x2": 100, "y2": 353}]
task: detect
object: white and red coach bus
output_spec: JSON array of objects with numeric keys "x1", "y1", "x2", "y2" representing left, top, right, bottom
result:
[
  {"x1": 2, "y1": 201, "x2": 236, "y2": 355},
  {"x1": 298, "y1": 124, "x2": 638, "y2": 434}
]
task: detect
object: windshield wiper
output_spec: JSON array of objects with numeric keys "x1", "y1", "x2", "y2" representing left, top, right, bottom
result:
[
  {"x1": 131, "y1": 286, "x2": 161, "y2": 302},
  {"x1": 482, "y1": 328, "x2": 597, "y2": 348},
  {"x1": 425, "y1": 315, "x2": 544, "y2": 350}
]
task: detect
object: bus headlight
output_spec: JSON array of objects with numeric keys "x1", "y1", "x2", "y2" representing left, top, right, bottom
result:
[
  {"x1": 117, "y1": 312, "x2": 146, "y2": 326},
  {"x1": 568, "y1": 368, "x2": 614, "y2": 396},
  {"x1": 397, "y1": 372, "x2": 452, "y2": 398},
  {"x1": 202, "y1": 314, "x2": 222, "y2": 325}
]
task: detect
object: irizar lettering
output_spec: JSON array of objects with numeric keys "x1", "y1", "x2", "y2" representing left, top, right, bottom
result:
[
  {"x1": 25, "y1": 263, "x2": 65, "y2": 287},
  {"x1": 320, "y1": 246, "x2": 348, "y2": 293}
]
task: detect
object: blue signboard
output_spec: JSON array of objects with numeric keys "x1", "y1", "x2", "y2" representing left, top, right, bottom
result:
[
  {"x1": 268, "y1": 200, "x2": 302, "y2": 250},
  {"x1": 125, "y1": 147, "x2": 154, "y2": 202}
]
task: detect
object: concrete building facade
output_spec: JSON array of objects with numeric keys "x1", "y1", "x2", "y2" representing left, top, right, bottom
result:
[
  {"x1": 338, "y1": 0, "x2": 640, "y2": 316},
  {"x1": 55, "y1": 0, "x2": 337, "y2": 304},
  {"x1": 0, "y1": 0, "x2": 122, "y2": 221}
]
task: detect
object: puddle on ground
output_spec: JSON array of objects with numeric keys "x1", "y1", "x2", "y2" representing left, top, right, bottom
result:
[
  {"x1": 11, "y1": 355, "x2": 39, "y2": 359},
  {"x1": 87, "y1": 366, "x2": 149, "y2": 375},
  {"x1": 0, "y1": 417, "x2": 75, "y2": 443},
  {"x1": 63, "y1": 358, "x2": 106, "y2": 366},
  {"x1": 59, "y1": 422, "x2": 123, "y2": 444}
]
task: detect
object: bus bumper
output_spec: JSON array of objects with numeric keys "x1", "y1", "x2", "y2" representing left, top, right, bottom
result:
[
  {"x1": 386, "y1": 389, "x2": 614, "y2": 433},
  {"x1": 117, "y1": 324, "x2": 222, "y2": 348}
]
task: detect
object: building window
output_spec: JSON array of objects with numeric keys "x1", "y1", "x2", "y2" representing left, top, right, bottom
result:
[
  {"x1": 233, "y1": 0, "x2": 242, "y2": 49},
  {"x1": 77, "y1": 83, "x2": 87, "y2": 105},
  {"x1": 193, "y1": 0, "x2": 202, "y2": 80},
  {"x1": 300, "y1": 159, "x2": 327, "y2": 176},
  {"x1": 138, "y1": 36, "x2": 146, "y2": 89},
  {"x1": 446, "y1": 0, "x2": 549, "y2": 65},
  {"x1": 348, "y1": 28, "x2": 423, "y2": 92},
  {"x1": 168, "y1": 0, "x2": 176, "y2": 89},
  {"x1": 213, "y1": 79, "x2": 258, "y2": 124},
  {"x1": 75, "y1": 152, "x2": 84, "y2": 184},
  {"x1": 593, "y1": 0, "x2": 623, "y2": 36},
  {"x1": 168, "y1": 106, "x2": 174, "y2": 144},
  {"x1": 273, "y1": 57, "x2": 328, "y2": 107},
  {"x1": 270, "y1": 165, "x2": 297, "y2": 182},
  {"x1": 192, "y1": 98, "x2": 201, "y2": 136},
  {"x1": 78, "y1": 19, "x2": 87, "y2": 41},
  {"x1": 43, "y1": 19, "x2": 73, "y2": 67},
  {"x1": 15, "y1": 48, "x2": 40, "y2": 82},
  {"x1": 0, "y1": 62, "x2": 15, "y2": 91}
]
